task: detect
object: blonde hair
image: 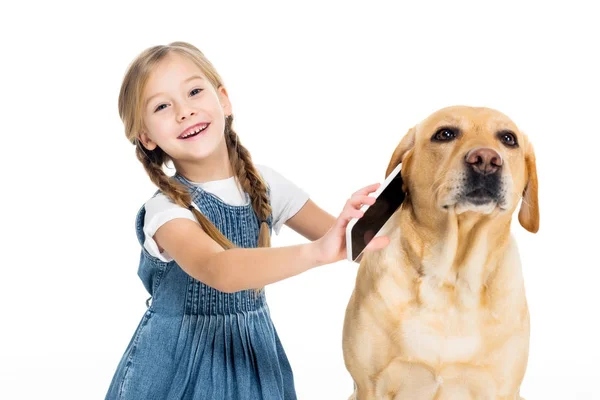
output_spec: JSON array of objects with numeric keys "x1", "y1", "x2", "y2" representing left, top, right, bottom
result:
[{"x1": 118, "y1": 41, "x2": 272, "y2": 258}]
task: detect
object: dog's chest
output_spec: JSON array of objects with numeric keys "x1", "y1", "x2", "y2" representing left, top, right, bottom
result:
[
  {"x1": 393, "y1": 240, "x2": 492, "y2": 364},
  {"x1": 397, "y1": 274, "x2": 488, "y2": 365},
  {"x1": 399, "y1": 303, "x2": 483, "y2": 365}
]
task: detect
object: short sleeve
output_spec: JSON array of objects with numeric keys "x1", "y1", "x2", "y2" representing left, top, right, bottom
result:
[
  {"x1": 257, "y1": 164, "x2": 310, "y2": 235},
  {"x1": 143, "y1": 193, "x2": 197, "y2": 262}
]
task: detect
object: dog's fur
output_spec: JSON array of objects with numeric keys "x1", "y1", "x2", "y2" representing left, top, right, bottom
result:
[{"x1": 342, "y1": 106, "x2": 539, "y2": 400}]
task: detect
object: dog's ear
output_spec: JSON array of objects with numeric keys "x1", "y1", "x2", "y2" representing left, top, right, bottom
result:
[
  {"x1": 518, "y1": 137, "x2": 539, "y2": 233},
  {"x1": 385, "y1": 126, "x2": 416, "y2": 177}
]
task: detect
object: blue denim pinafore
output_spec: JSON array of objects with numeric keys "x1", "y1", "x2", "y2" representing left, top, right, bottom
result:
[{"x1": 105, "y1": 174, "x2": 296, "y2": 399}]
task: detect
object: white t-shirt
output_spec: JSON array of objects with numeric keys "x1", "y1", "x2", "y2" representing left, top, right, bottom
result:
[{"x1": 143, "y1": 164, "x2": 310, "y2": 263}]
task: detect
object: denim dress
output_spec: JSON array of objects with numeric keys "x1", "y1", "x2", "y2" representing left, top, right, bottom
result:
[{"x1": 105, "y1": 174, "x2": 297, "y2": 399}]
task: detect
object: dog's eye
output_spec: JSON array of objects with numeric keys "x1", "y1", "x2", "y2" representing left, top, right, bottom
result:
[
  {"x1": 498, "y1": 131, "x2": 518, "y2": 147},
  {"x1": 432, "y1": 128, "x2": 458, "y2": 142}
]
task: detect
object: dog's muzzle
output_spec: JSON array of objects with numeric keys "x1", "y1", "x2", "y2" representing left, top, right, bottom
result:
[{"x1": 461, "y1": 147, "x2": 503, "y2": 205}]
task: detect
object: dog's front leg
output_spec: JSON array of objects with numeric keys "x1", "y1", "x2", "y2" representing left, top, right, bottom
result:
[
  {"x1": 347, "y1": 382, "x2": 377, "y2": 400},
  {"x1": 362, "y1": 358, "x2": 441, "y2": 400}
]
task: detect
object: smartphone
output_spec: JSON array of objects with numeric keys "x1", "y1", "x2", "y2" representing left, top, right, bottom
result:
[{"x1": 346, "y1": 163, "x2": 406, "y2": 262}]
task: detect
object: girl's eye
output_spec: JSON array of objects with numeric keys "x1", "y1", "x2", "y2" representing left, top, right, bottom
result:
[{"x1": 152, "y1": 88, "x2": 202, "y2": 113}]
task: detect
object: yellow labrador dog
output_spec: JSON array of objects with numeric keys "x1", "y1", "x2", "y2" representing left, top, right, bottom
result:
[{"x1": 342, "y1": 105, "x2": 539, "y2": 400}]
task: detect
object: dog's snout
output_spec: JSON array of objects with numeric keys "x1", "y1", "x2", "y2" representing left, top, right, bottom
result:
[{"x1": 465, "y1": 148, "x2": 502, "y2": 175}]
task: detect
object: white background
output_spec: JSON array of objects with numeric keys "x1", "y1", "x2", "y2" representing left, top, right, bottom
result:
[{"x1": 2, "y1": 0, "x2": 599, "y2": 399}]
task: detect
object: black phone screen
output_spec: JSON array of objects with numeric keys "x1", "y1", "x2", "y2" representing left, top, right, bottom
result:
[{"x1": 349, "y1": 169, "x2": 405, "y2": 261}]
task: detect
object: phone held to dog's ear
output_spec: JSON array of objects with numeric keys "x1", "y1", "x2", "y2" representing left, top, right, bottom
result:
[{"x1": 346, "y1": 163, "x2": 406, "y2": 262}]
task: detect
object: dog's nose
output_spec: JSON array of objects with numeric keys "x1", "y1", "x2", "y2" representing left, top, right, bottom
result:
[{"x1": 465, "y1": 148, "x2": 503, "y2": 175}]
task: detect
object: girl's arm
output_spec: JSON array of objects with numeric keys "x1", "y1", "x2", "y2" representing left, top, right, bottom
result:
[
  {"x1": 284, "y1": 199, "x2": 337, "y2": 241},
  {"x1": 154, "y1": 183, "x2": 389, "y2": 293}
]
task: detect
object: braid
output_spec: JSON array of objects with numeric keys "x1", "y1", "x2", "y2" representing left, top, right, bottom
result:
[
  {"x1": 224, "y1": 115, "x2": 272, "y2": 248},
  {"x1": 135, "y1": 140, "x2": 235, "y2": 250}
]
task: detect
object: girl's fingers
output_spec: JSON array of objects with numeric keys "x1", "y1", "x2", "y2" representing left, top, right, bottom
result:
[
  {"x1": 336, "y1": 183, "x2": 382, "y2": 231},
  {"x1": 347, "y1": 194, "x2": 376, "y2": 208},
  {"x1": 336, "y1": 206, "x2": 365, "y2": 232},
  {"x1": 341, "y1": 201, "x2": 366, "y2": 220},
  {"x1": 337, "y1": 209, "x2": 363, "y2": 230},
  {"x1": 349, "y1": 208, "x2": 364, "y2": 219},
  {"x1": 352, "y1": 182, "x2": 381, "y2": 197},
  {"x1": 365, "y1": 235, "x2": 390, "y2": 251}
]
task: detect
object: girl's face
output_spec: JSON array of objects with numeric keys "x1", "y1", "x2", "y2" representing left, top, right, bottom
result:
[{"x1": 139, "y1": 52, "x2": 232, "y2": 166}]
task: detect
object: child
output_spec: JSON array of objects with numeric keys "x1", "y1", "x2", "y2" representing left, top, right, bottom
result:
[{"x1": 105, "y1": 41, "x2": 389, "y2": 400}]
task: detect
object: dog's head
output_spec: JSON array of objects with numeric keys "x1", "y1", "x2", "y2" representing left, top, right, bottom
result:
[{"x1": 386, "y1": 105, "x2": 539, "y2": 233}]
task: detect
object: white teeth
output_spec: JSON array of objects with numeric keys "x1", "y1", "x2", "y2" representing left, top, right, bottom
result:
[{"x1": 181, "y1": 124, "x2": 208, "y2": 138}]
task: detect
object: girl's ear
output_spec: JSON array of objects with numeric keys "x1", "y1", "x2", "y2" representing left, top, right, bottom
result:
[
  {"x1": 138, "y1": 132, "x2": 157, "y2": 151},
  {"x1": 218, "y1": 86, "x2": 232, "y2": 116}
]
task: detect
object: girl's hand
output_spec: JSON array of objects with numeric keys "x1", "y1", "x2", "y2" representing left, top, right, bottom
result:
[{"x1": 311, "y1": 183, "x2": 390, "y2": 265}]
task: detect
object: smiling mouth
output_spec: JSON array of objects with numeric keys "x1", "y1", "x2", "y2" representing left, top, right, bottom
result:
[{"x1": 178, "y1": 123, "x2": 210, "y2": 139}]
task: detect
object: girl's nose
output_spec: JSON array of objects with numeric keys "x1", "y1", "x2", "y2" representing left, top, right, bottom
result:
[{"x1": 177, "y1": 106, "x2": 196, "y2": 122}]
